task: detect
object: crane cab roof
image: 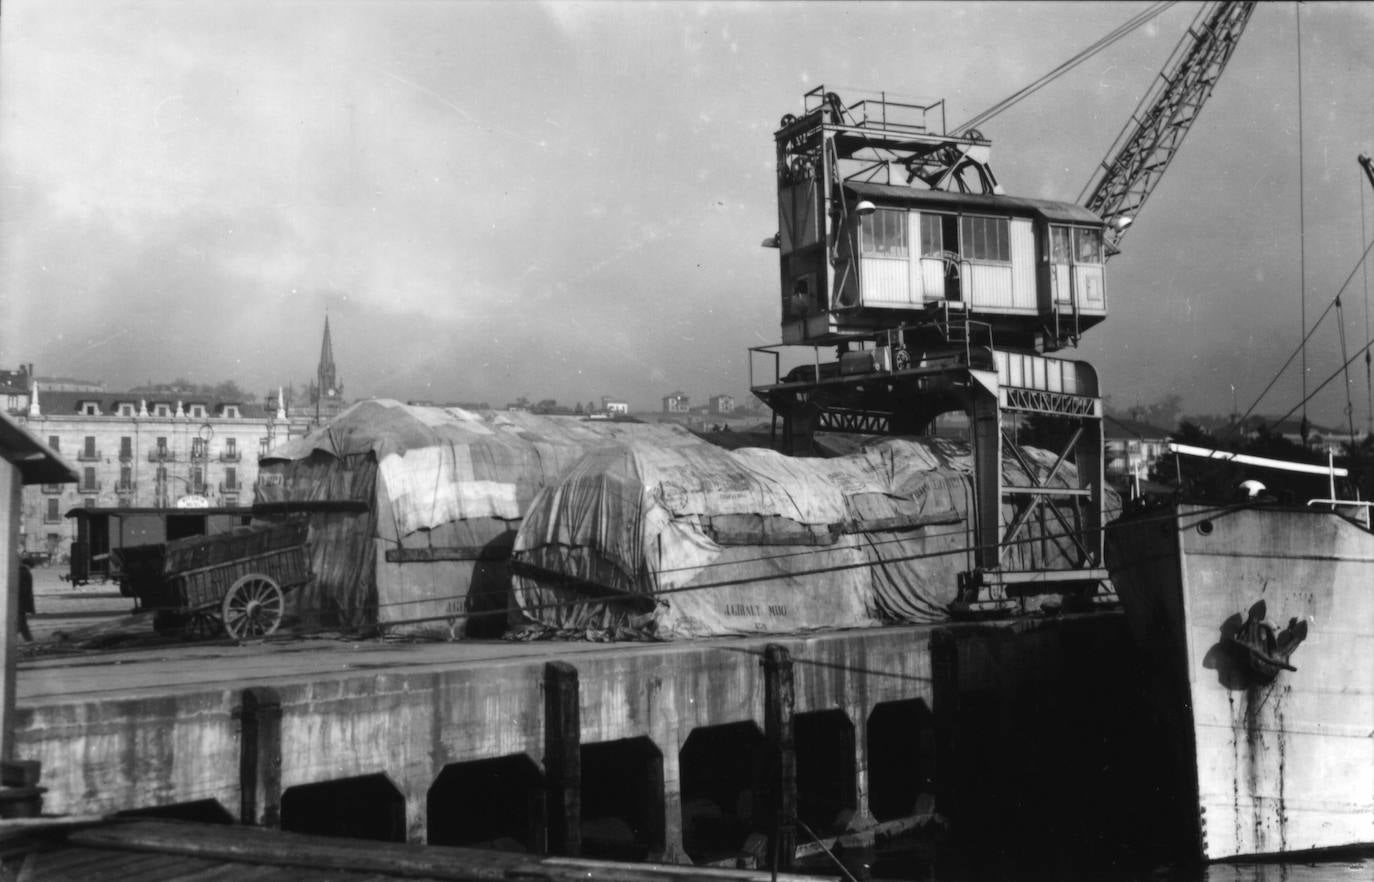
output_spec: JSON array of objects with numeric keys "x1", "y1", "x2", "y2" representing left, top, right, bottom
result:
[{"x1": 843, "y1": 180, "x2": 1104, "y2": 226}]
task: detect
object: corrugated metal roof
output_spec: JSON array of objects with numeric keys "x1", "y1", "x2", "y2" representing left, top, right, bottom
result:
[{"x1": 843, "y1": 180, "x2": 1104, "y2": 225}]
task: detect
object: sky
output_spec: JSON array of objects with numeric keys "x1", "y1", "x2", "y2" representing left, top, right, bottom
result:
[{"x1": 2, "y1": 1, "x2": 1372, "y2": 424}]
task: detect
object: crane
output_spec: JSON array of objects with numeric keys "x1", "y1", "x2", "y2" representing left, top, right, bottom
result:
[{"x1": 1080, "y1": 1, "x2": 1257, "y2": 254}]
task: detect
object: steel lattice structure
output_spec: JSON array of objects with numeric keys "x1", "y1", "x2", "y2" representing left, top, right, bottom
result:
[{"x1": 1082, "y1": 1, "x2": 1257, "y2": 254}]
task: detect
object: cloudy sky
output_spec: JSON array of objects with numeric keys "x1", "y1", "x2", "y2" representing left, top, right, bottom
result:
[{"x1": 2, "y1": 2, "x2": 1371, "y2": 424}]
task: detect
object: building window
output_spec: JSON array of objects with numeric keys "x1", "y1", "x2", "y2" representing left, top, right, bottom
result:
[
  {"x1": 117, "y1": 403, "x2": 135, "y2": 417},
  {"x1": 81, "y1": 402, "x2": 99, "y2": 416},
  {"x1": 190, "y1": 466, "x2": 205, "y2": 495},
  {"x1": 81, "y1": 467, "x2": 98, "y2": 493},
  {"x1": 959, "y1": 215, "x2": 1010, "y2": 262},
  {"x1": 860, "y1": 208, "x2": 909, "y2": 257},
  {"x1": 191, "y1": 438, "x2": 207, "y2": 460},
  {"x1": 223, "y1": 437, "x2": 238, "y2": 461},
  {"x1": 223, "y1": 467, "x2": 238, "y2": 491},
  {"x1": 154, "y1": 404, "x2": 170, "y2": 417},
  {"x1": 223, "y1": 405, "x2": 240, "y2": 419},
  {"x1": 48, "y1": 436, "x2": 59, "y2": 452},
  {"x1": 119, "y1": 436, "x2": 133, "y2": 461},
  {"x1": 79, "y1": 436, "x2": 98, "y2": 461},
  {"x1": 45, "y1": 498, "x2": 60, "y2": 523},
  {"x1": 118, "y1": 466, "x2": 133, "y2": 492},
  {"x1": 223, "y1": 495, "x2": 239, "y2": 508},
  {"x1": 189, "y1": 404, "x2": 206, "y2": 418},
  {"x1": 83, "y1": 497, "x2": 95, "y2": 509}
]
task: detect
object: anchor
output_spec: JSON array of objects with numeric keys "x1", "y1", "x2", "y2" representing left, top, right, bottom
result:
[{"x1": 1229, "y1": 599, "x2": 1308, "y2": 681}]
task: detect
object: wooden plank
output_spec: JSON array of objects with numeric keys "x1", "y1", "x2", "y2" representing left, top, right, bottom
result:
[
  {"x1": 544, "y1": 661, "x2": 581, "y2": 857},
  {"x1": 68, "y1": 820, "x2": 526, "y2": 880},
  {"x1": 762, "y1": 644, "x2": 796, "y2": 872},
  {"x1": 239, "y1": 687, "x2": 282, "y2": 828},
  {"x1": 384, "y1": 543, "x2": 513, "y2": 564},
  {"x1": 1, "y1": 463, "x2": 19, "y2": 765}
]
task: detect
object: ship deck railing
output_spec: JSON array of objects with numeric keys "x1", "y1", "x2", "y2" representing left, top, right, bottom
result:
[{"x1": 1306, "y1": 497, "x2": 1373, "y2": 530}]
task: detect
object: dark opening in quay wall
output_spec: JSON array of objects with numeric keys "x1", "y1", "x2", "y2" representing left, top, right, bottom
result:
[
  {"x1": 427, "y1": 754, "x2": 546, "y2": 852},
  {"x1": 281, "y1": 774, "x2": 406, "y2": 843}
]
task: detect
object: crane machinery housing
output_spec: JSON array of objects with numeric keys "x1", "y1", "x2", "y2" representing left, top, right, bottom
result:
[{"x1": 749, "y1": 4, "x2": 1255, "y2": 614}]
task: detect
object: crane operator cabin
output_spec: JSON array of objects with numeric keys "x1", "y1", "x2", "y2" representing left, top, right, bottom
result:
[{"x1": 771, "y1": 89, "x2": 1107, "y2": 357}]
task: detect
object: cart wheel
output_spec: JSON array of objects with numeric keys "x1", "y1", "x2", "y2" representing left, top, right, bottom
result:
[
  {"x1": 221, "y1": 574, "x2": 285, "y2": 639},
  {"x1": 185, "y1": 610, "x2": 222, "y2": 640},
  {"x1": 152, "y1": 611, "x2": 186, "y2": 637}
]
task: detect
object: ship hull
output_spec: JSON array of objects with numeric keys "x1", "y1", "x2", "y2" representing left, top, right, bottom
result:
[{"x1": 1107, "y1": 503, "x2": 1374, "y2": 860}]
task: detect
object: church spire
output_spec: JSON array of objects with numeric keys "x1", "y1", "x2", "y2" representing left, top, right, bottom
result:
[{"x1": 317, "y1": 313, "x2": 337, "y2": 397}]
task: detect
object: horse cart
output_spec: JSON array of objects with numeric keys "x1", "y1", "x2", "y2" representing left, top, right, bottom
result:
[{"x1": 111, "y1": 521, "x2": 311, "y2": 639}]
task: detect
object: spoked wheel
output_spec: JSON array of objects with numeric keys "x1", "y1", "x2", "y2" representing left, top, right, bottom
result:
[
  {"x1": 221, "y1": 574, "x2": 285, "y2": 639},
  {"x1": 184, "y1": 608, "x2": 222, "y2": 640}
]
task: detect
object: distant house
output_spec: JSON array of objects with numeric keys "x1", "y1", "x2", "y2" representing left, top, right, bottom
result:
[
  {"x1": 1104, "y1": 416, "x2": 1172, "y2": 480},
  {"x1": 662, "y1": 392, "x2": 690, "y2": 414},
  {"x1": 709, "y1": 394, "x2": 735, "y2": 415},
  {"x1": 601, "y1": 397, "x2": 630, "y2": 416}
]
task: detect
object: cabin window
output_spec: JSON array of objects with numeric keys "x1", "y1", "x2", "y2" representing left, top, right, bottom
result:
[
  {"x1": 860, "y1": 209, "x2": 908, "y2": 257},
  {"x1": 919, "y1": 214, "x2": 944, "y2": 256},
  {"x1": 1073, "y1": 228, "x2": 1104, "y2": 265},
  {"x1": 959, "y1": 215, "x2": 1009, "y2": 262},
  {"x1": 1051, "y1": 226, "x2": 1072, "y2": 263}
]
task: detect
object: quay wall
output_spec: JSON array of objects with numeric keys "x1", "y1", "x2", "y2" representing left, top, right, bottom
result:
[{"x1": 15, "y1": 612, "x2": 1158, "y2": 864}]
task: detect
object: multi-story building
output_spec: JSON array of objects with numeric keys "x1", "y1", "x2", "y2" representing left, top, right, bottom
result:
[
  {"x1": 708, "y1": 394, "x2": 735, "y2": 416},
  {"x1": 601, "y1": 396, "x2": 629, "y2": 416},
  {"x1": 11, "y1": 317, "x2": 341, "y2": 562},
  {"x1": 662, "y1": 392, "x2": 690, "y2": 414},
  {"x1": 16, "y1": 389, "x2": 312, "y2": 561}
]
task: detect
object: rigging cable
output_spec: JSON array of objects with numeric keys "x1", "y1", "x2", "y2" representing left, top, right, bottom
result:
[
  {"x1": 1363, "y1": 160, "x2": 1372, "y2": 436},
  {"x1": 951, "y1": 1, "x2": 1177, "y2": 136},
  {"x1": 1296, "y1": 2, "x2": 1309, "y2": 439}
]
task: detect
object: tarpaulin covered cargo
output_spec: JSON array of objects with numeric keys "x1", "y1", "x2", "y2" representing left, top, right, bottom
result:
[
  {"x1": 255, "y1": 400, "x2": 701, "y2": 635},
  {"x1": 510, "y1": 436, "x2": 1115, "y2": 638}
]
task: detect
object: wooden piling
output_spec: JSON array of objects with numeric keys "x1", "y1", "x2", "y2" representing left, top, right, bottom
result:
[
  {"x1": 544, "y1": 661, "x2": 581, "y2": 856},
  {"x1": 239, "y1": 686, "x2": 283, "y2": 828},
  {"x1": 762, "y1": 643, "x2": 796, "y2": 870}
]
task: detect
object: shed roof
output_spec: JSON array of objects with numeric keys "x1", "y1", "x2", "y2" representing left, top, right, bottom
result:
[
  {"x1": 0, "y1": 410, "x2": 78, "y2": 485},
  {"x1": 844, "y1": 180, "x2": 1103, "y2": 225}
]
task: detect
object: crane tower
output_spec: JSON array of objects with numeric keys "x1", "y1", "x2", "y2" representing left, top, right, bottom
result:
[{"x1": 751, "y1": 88, "x2": 1112, "y2": 614}]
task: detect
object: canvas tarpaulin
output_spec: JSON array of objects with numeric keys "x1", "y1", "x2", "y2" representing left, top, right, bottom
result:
[
  {"x1": 256, "y1": 399, "x2": 702, "y2": 634},
  {"x1": 511, "y1": 436, "x2": 1116, "y2": 638}
]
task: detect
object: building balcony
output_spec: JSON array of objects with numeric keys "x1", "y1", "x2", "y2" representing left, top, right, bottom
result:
[
  {"x1": 43, "y1": 512, "x2": 62, "y2": 524},
  {"x1": 219, "y1": 482, "x2": 241, "y2": 494},
  {"x1": 219, "y1": 451, "x2": 242, "y2": 463},
  {"x1": 40, "y1": 484, "x2": 62, "y2": 494},
  {"x1": 76, "y1": 450, "x2": 101, "y2": 462},
  {"x1": 115, "y1": 481, "x2": 137, "y2": 494},
  {"x1": 119, "y1": 450, "x2": 134, "y2": 462},
  {"x1": 148, "y1": 449, "x2": 176, "y2": 462},
  {"x1": 78, "y1": 480, "x2": 102, "y2": 494}
]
